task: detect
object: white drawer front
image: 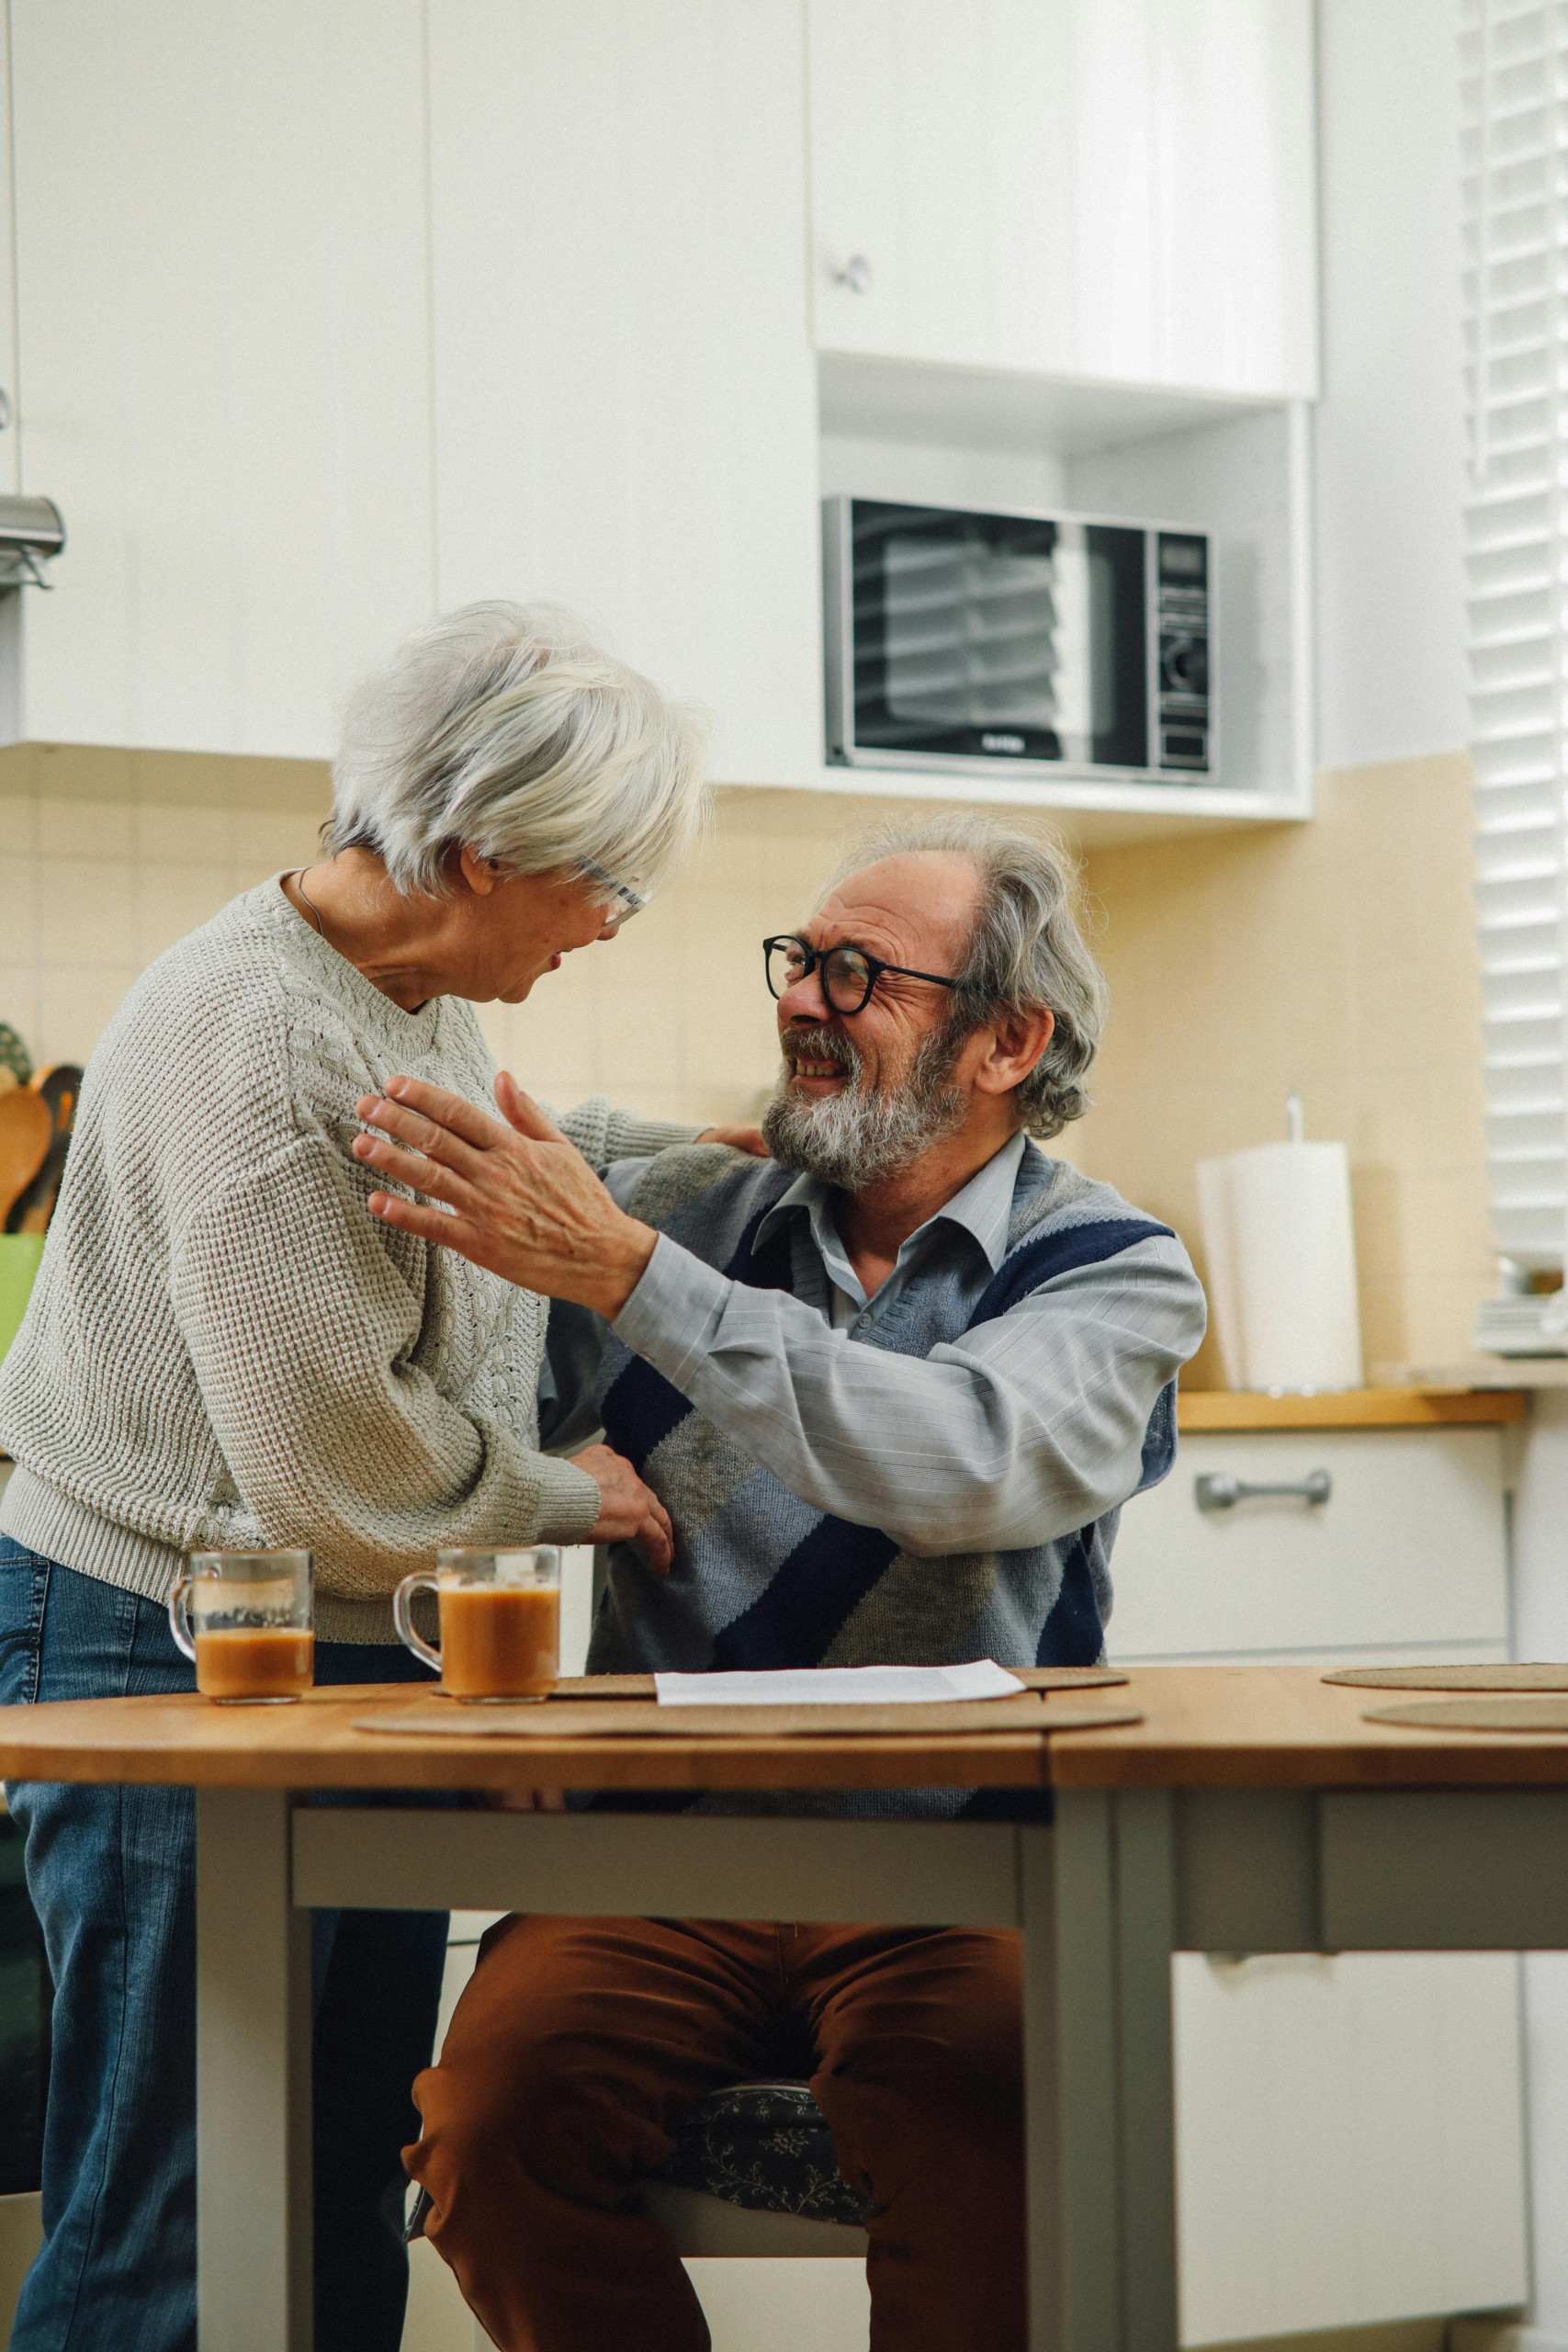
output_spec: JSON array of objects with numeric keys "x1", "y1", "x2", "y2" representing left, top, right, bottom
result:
[
  {"x1": 1107, "y1": 1429, "x2": 1507, "y2": 1659},
  {"x1": 1173, "y1": 1952, "x2": 1529, "y2": 2344}
]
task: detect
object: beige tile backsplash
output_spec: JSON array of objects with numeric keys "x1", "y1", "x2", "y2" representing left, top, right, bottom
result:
[
  {"x1": 1071, "y1": 752, "x2": 1491, "y2": 1385},
  {"x1": 0, "y1": 745, "x2": 1492, "y2": 1385}
]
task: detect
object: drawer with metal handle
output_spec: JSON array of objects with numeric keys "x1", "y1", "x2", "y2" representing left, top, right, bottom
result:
[
  {"x1": 1195, "y1": 1468, "x2": 1331, "y2": 1511},
  {"x1": 1108, "y1": 1429, "x2": 1508, "y2": 1659}
]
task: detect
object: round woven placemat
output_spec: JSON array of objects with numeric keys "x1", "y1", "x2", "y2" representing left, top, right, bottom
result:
[
  {"x1": 1327, "y1": 1665, "x2": 1568, "y2": 1692},
  {"x1": 1363, "y1": 1697, "x2": 1568, "y2": 1734},
  {"x1": 352, "y1": 1698, "x2": 1144, "y2": 1739}
]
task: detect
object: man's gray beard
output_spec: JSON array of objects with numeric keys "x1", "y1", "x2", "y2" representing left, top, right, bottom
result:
[{"x1": 761, "y1": 1023, "x2": 968, "y2": 1188}]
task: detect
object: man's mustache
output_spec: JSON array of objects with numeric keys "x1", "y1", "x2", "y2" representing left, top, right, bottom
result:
[{"x1": 779, "y1": 1023, "x2": 859, "y2": 1074}]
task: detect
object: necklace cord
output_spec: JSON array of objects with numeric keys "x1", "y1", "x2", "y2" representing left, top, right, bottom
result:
[{"x1": 293, "y1": 870, "x2": 326, "y2": 938}]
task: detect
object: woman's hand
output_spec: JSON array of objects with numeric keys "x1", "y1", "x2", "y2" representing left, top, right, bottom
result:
[
  {"x1": 569, "y1": 1442, "x2": 673, "y2": 1574},
  {"x1": 352, "y1": 1073, "x2": 658, "y2": 1317}
]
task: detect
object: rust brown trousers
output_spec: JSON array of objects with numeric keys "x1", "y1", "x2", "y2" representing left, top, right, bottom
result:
[{"x1": 405, "y1": 1913, "x2": 1026, "y2": 2352}]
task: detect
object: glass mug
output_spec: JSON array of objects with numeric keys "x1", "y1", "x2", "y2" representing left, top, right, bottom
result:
[
  {"x1": 168, "y1": 1550, "x2": 315, "y2": 1704},
  {"x1": 393, "y1": 1547, "x2": 561, "y2": 1702}
]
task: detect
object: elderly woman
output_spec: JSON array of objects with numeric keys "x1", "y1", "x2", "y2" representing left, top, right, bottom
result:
[{"x1": 0, "y1": 603, "x2": 723, "y2": 2352}]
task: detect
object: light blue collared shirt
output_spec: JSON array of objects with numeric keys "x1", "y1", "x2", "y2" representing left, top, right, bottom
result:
[{"x1": 754, "y1": 1129, "x2": 1028, "y2": 1330}]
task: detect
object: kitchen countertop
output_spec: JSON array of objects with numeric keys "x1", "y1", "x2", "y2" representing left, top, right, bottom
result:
[
  {"x1": 1, "y1": 1389, "x2": 1528, "y2": 1473},
  {"x1": 1176, "y1": 1386, "x2": 1527, "y2": 1430}
]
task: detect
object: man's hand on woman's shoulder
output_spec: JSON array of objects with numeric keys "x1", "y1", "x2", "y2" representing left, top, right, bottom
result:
[{"x1": 692, "y1": 1124, "x2": 768, "y2": 1157}]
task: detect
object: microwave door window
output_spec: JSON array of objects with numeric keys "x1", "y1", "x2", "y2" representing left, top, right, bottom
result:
[
  {"x1": 851, "y1": 506, "x2": 1148, "y2": 769},
  {"x1": 878, "y1": 533, "x2": 1066, "y2": 758}
]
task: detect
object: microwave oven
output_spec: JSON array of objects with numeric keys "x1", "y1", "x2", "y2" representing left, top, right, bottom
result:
[{"x1": 822, "y1": 495, "x2": 1212, "y2": 784}]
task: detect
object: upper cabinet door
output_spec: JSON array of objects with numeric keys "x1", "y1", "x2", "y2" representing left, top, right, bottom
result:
[
  {"x1": 427, "y1": 0, "x2": 822, "y2": 786},
  {"x1": 807, "y1": 0, "x2": 1319, "y2": 400},
  {"x1": 11, "y1": 0, "x2": 435, "y2": 757}
]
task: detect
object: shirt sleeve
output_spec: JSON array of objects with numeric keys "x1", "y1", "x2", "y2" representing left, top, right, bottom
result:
[
  {"x1": 168, "y1": 1130, "x2": 602, "y2": 1597},
  {"x1": 612, "y1": 1228, "x2": 1207, "y2": 1555}
]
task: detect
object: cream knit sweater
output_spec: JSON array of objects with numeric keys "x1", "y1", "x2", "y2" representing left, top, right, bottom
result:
[{"x1": 0, "y1": 879, "x2": 686, "y2": 1642}]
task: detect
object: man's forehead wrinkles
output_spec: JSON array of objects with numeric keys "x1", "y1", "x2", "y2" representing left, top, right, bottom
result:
[{"x1": 803, "y1": 891, "x2": 914, "y2": 956}]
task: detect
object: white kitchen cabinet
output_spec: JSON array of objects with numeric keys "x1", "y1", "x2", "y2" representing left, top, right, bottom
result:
[
  {"x1": 807, "y1": 0, "x2": 1319, "y2": 399},
  {"x1": 9, "y1": 0, "x2": 436, "y2": 759},
  {"x1": 1110, "y1": 1421, "x2": 1528, "y2": 2344},
  {"x1": 1110, "y1": 1428, "x2": 1510, "y2": 1663},
  {"x1": 426, "y1": 0, "x2": 822, "y2": 788}
]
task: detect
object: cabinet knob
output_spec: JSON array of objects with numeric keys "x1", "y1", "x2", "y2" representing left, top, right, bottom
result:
[
  {"x1": 829, "y1": 254, "x2": 872, "y2": 295},
  {"x1": 1195, "y1": 1469, "x2": 1332, "y2": 1512}
]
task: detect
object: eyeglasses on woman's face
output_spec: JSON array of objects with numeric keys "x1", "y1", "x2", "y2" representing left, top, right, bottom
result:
[
  {"x1": 579, "y1": 859, "x2": 647, "y2": 931},
  {"x1": 762, "y1": 934, "x2": 960, "y2": 1017}
]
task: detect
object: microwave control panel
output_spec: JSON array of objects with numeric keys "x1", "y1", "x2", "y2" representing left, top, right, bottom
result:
[{"x1": 1155, "y1": 532, "x2": 1211, "y2": 772}]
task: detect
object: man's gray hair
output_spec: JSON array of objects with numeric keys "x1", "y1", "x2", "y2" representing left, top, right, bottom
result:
[
  {"x1": 828, "y1": 812, "x2": 1108, "y2": 1137},
  {"x1": 323, "y1": 601, "x2": 709, "y2": 901}
]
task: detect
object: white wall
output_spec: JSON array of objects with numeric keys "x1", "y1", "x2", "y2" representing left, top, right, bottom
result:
[{"x1": 1314, "y1": 0, "x2": 1468, "y2": 769}]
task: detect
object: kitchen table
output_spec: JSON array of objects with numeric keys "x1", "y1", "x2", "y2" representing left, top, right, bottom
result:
[{"x1": 1, "y1": 1666, "x2": 1565, "y2": 2352}]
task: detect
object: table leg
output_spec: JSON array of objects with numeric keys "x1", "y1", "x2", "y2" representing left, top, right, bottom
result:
[
  {"x1": 196, "y1": 1788, "x2": 312, "y2": 2351},
  {"x1": 1020, "y1": 1792, "x2": 1179, "y2": 2352},
  {"x1": 1113, "y1": 1790, "x2": 1179, "y2": 2352}
]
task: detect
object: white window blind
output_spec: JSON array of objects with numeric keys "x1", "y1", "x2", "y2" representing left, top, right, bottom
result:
[{"x1": 1465, "y1": 0, "x2": 1568, "y2": 1273}]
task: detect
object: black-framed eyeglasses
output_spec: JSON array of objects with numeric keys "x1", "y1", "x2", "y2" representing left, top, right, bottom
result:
[{"x1": 762, "y1": 934, "x2": 960, "y2": 1017}]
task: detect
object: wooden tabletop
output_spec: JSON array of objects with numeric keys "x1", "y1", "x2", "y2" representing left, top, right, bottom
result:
[
  {"x1": 0, "y1": 1683, "x2": 1058, "y2": 1793},
  {"x1": 3, "y1": 1668, "x2": 1568, "y2": 1794},
  {"x1": 1043, "y1": 1666, "x2": 1568, "y2": 1788}
]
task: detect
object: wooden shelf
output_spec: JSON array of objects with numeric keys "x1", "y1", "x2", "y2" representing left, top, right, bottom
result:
[{"x1": 1176, "y1": 1387, "x2": 1527, "y2": 1432}]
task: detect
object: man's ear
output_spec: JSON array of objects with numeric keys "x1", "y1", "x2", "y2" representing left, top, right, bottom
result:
[
  {"x1": 972, "y1": 1005, "x2": 1055, "y2": 1098},
  {"x1": 457, "y1": 845, "x2": 502, "y2": 898}
]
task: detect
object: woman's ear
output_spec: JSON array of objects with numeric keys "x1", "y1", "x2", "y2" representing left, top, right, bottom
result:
[{"x1": 457, "y1": 845, "x2": 502, "y2": 898}]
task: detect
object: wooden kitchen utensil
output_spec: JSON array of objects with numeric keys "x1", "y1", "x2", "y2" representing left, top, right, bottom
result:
[
  {"x1": 6, "y1": 1064, "x2": 83, "y2": 1235},
  {"x1": 0, "y1": 1088, "x2": 51, "y2": 1230}
]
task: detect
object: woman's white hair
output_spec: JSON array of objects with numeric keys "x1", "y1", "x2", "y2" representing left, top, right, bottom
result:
[
  {"x1": 824, "y1": 812, "x2": 1109, "y2": 1137},
  {"x1": 324, "y1": 601, "x2": 710, "y2": 901}
]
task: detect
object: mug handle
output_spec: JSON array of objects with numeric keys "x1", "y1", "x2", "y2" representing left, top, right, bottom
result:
[
  {"x1": 392, "y1": 1572, "x2": 443, "y2": 1672},
  {"x1": 167, "y1": 1575, "x2": 197, "y2": 1665}
]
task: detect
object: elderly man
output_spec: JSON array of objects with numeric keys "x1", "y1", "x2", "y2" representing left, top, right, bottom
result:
[{"x1": 354, "y1": 813, "x2": 1206, "y2": 2352}]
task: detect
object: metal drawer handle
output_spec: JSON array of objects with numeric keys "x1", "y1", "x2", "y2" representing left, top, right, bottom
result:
[{"x1": 1195, "y1": 1469, "x2": 1332, "y2": 1512}]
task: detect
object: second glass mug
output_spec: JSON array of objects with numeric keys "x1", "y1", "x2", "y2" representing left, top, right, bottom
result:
[
  {"x1": 168, "y1": 1550, "x2": 315, "y2": 1703},
  {"x1": 393, "y1": 1546, "x2": 561, "y2": 1702}
]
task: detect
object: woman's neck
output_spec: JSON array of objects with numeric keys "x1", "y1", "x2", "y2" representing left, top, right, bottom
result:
[{"x1": 282, "y1": 854, "x2": 453, "y2": 1012}]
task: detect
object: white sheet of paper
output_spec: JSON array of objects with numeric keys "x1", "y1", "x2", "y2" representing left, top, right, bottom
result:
[{"x1": 653, "y1": 1661, "x2": 1026, "y2": 1706}]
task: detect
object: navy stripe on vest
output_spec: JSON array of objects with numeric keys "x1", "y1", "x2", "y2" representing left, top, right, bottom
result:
[
  {"x1": 1034, "y1": 1528, "x2": 1104, "y2": 1668},
  {"x1": 970, "y1": 1216, "x2": 1175, "y2": 1329},
  {"x1": 710, "y1": 1515, "x2": 900, "y2": 1669},
  {"x1": 599, "y1": 1193, "x2": 791, "y2": 1475}
]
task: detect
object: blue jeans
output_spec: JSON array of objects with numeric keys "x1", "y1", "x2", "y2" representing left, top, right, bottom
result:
[{"x1": 0, "y1": 1539, "x2": 452, "y2": 2352}]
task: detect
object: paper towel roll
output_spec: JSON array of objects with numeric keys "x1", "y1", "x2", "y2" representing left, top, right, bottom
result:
[{"x1": 1196, "y1": 1139, "x2": 1363, "y2": 1392}]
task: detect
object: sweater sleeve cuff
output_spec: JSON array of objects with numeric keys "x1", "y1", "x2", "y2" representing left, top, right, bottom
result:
[
  {"x1": 530, "y1": 1453, "x2": 604, "y2": 1544},
  {"x1": 612, "y1": 1233, "x2": 731, "y2": 1394},
  {"x1": 603, "y1": 1113, "x2": 701, "y2": 1159}
]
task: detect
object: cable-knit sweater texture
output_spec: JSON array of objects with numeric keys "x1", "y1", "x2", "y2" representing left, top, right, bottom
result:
[{"x1": 0, "y1": 878, "x2": 685, "y2": 1641}]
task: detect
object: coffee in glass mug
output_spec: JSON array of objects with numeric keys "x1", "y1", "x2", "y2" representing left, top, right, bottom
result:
[
  {"x1": 392, "y1": 1546, "x2": 560, "y2": 1702},
  {"x1": 168, "y1": 1551, "x2": 314, "y2": 1703}
]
